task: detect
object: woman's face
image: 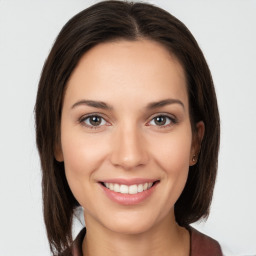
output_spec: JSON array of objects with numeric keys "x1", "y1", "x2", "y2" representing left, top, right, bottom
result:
[{"x1": 56, "y1": 39, "x2": 203, "y2": 234}]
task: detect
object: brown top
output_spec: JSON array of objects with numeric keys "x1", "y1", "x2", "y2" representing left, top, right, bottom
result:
[
  {"x1": 189, "y1": 227, "x2": 223, "y2": 256},
  {"x1": 63, "y1": 226, "x2": 222, "y2": 256}
]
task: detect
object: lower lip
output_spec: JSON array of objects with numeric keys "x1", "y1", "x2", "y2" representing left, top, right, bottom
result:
[{"x1": 100, "y1": 183, "x2": 158, "y2": 205}]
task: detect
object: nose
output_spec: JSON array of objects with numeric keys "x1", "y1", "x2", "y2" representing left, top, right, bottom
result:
[{"x1": 110, "y1": 124, "x2": 149, "y2": 170}]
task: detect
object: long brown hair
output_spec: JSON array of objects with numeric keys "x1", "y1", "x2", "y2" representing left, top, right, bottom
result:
[{"x1": 35, "y1": 1, "x2": 220, "y2": 254}]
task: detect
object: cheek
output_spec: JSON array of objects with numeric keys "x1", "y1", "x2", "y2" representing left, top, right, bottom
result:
[
  {"x1": 61, "y1": 127, "x2": 110, "y2": 171},
  {"x1": 61, "y1": 129, "x2": 109, "y2": 203},
  {"x1": 149, "y1": 126, "x2": 192, "y2": 198},
  {"x1": 153, "y1": 129, "x2": 192, "y2": 171}
]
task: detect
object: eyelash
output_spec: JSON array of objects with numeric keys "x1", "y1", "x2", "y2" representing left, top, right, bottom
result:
[
  {"x1": 79, "y1": 114, "x2": 109, "y2": 129},
  {"x1": 147, "y1": 114, "x2": 177, "y2": 128},
  {"x1": 79, "y1": 113, "x2": 177, "y2": 129}
]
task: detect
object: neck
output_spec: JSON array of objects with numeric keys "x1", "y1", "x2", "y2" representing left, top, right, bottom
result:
[{"x1": 82, "y1": 211, "x2": 190, "y2": 256}]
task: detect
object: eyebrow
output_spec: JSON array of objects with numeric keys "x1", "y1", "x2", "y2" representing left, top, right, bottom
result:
[
  {"x1": 71, "y1": 98, "x2": 184, "y2": 110},
  {"x1": 71, "y1": 100, "x2": 113, "y2": 110},
  {"x1": 146, "y1": 99, "x2": 184, "y2": 110}
]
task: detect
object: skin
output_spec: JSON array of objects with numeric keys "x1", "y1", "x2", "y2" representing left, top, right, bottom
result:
[{"x1": 56, "y1": 39, "x2": 204, "y2": 256}]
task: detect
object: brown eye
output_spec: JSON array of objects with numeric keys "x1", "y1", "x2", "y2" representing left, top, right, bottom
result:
[
  {"x1": 82, "y1": 115, "x2": 107, "y2": 127},
  {"x1": 148, "y1": 115, "x2": 175, "y2": 127},
  {"x1": 89, "y1": 116, "x2": 101, "y2": 126},
  {"x1": 154, "y1": 116, "x2": 168, "y2": 126}
]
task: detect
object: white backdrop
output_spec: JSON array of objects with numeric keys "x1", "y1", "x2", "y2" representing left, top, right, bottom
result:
[{"x1": 0, "y1": 0, "x2": 255, "y2": 255}]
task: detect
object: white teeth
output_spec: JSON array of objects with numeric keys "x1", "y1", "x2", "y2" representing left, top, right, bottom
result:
[
  {"x1": 120, "y1": 185, "x2": 128, "y2": 194},
  {"x1": 113, "y1": 184, "x2": 120, "y2": 192},
  {"x1": 129, "y1": 185, "x2": 137, "y2": 194},
  {"x1": 137, "y1": 184, "x2": 143, "y2": 192},
  {"x1": 103, "y1": 182, "x2": 155, "y2": 194}
]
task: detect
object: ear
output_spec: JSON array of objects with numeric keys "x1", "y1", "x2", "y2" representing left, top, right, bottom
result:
[
  {"x1": 189, "y1": 121, "x2": 205, "y2": 166},
  {"x1": 54, "y1": 142, "x2": 64, "y2": 162}
]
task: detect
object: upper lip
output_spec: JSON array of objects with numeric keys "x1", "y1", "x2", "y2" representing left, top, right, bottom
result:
[{"x1": 99, "y1": 178, "x2": 159, "y2": 185}]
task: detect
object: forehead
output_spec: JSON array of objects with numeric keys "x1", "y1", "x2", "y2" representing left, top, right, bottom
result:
[{"x1": 65, "y1": 39, "x2": 188, "y2": 110}]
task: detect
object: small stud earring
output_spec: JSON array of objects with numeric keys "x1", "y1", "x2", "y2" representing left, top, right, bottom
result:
[{"x1": 192, "y1": 155, "x2": 197, "y2": 162}]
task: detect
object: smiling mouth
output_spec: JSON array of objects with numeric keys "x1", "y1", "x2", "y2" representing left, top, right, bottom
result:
[{"x1": 100, "y1": 181, "x2": 159, "y2": 195}]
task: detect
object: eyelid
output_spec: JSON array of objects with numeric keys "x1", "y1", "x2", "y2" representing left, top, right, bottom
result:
[
  {"x1": 79, "y1": 113, "x2": 111, "y2": 129},
  {"x1": 78, "y1": 112, "x2": 177, "y2": 129},
  {"x1": 146, "y1": 113, "x2": 177, "y2": 127}
]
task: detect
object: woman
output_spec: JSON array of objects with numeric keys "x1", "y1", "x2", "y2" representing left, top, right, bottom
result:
[{"x1": 35, "y1": 1, "x2": 222, "y2": 255}]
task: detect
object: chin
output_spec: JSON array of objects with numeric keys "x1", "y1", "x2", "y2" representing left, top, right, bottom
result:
[
  {"x1": 107, "y1": 221, "x2": 154, "y2": 235},
  {"x1": 99, "y1": 211, "x2": 161, "y2": 235}
]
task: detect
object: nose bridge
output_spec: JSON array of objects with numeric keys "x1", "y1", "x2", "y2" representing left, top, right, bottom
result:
[{"x1": 110, "y1": 121, "x2": 148, "y2": 169}]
